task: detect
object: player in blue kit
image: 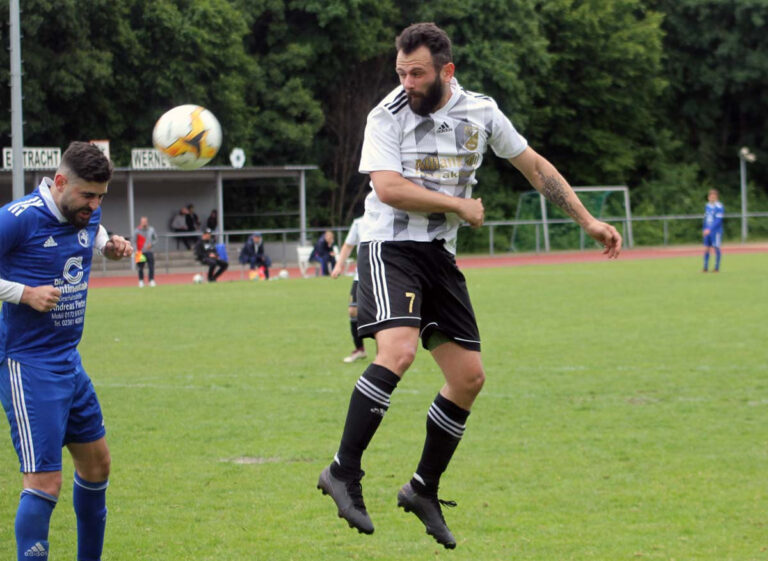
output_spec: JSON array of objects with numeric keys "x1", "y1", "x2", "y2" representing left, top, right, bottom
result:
[
  {"x1": 0, "y1": 141, "x2": 132, "y2": 561},
  {"x1": 702, "y1": 188, "x2": 724, "y2": 272}
]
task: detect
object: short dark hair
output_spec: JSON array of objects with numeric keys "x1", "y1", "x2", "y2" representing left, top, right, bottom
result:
[
  {"x1": 396, "y1": 22, "x2": 453, "y2": 69},
  {"x1": 61, "y1": 141, "x2": 113, "y2": 183}
]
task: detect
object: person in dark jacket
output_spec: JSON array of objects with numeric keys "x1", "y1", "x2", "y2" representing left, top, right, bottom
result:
[
  {"x1": 309, "y1": 230, "x2": 336, "y2": 276},
  {"x1": 239, "y1": 232, "x2": 272, "y2": 279},
  {"x1": 205, "y1": 209, "x2": 218, "y2": 231},
  {"x1": 194, "y1": 229, "x2": 228, "y2": 282}
]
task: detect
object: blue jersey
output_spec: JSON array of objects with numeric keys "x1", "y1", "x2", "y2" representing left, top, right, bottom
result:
[
  {"x1": 0, "y1": 179, "x2": 101, "y2": 371},
  {"x1": 704, "y1": 201, "x2": 724, "y2": 233}
]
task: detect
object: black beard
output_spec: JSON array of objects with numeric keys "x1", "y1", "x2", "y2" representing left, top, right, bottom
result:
[
  {"x1": 408, "y1": 76, "x2": 444, "y2": 116},
  {"x1": 61, "y1": 204, "x2": 91, "y2": 229}
]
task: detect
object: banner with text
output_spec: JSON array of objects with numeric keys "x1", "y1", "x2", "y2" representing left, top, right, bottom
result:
[
  {"x1": 2, "y1": 147, "x2": 61, "y2": 170},
  {"x1": 131, "y1": 148, "x2": 173, "y2": 170}
]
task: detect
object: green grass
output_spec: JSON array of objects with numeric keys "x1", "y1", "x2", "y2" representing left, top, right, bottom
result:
[{"x1": 1, "y1": 253, "x2": 767, "y2": 560}]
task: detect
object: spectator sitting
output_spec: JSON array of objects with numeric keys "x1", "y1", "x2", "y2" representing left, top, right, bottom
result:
[
  {"x1": 239, "y1": 232, "x2": 272, "y2": 280},
  {"x1": 309, "y1": 230, "x2": 336, "y2": 276},
  {"x1": 170, "y1": 206, "x2": 191, "y2": 249},
  {"x1": 186, "y1": 203, "x2": 201, "y2": 232},
  {"x1": 194, "y1": 228, "x2": 228, "y2": 282},
  {"x1": 206, "y1": 209, "x2": 218, "y2": 231}
]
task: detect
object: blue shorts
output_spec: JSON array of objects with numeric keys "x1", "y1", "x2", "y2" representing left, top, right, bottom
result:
[
  {"x1": 0, "y1": 358, "x2": 106, "y2": 473},
  {"x1": 703, "y1": 231, "x2": 722, "y2": 248}
]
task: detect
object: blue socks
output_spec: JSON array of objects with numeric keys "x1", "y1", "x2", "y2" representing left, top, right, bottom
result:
[
  {"x1": 16, "y1": 489, "x2": 57, "y2": 561},
  {"x1": 15, "y1": 475, "x2": 107, "y2": 561},
  {"x1": 73, "y1": 473, "x2": 109, "y2": 561},
  {"x1": 703, "y1": 249, "x2": 722, "y2": 271}
]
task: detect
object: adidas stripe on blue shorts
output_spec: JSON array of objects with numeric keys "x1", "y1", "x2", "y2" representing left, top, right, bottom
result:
[{"x1": 0, "y1": 358, "x2": 105, "y2": 473}]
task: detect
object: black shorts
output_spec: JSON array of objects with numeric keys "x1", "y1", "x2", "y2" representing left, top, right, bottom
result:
[
  {"x1": 357, "y1": 240, "x2": 480, "y2": 351},
  {"x1": 348, "y1": 280, "x2": 359, "y2": 307}
]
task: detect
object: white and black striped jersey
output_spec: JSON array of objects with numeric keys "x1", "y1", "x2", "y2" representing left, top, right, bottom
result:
[{"x1": 358, "y1": 78, "x2": 527, "y2": 253}]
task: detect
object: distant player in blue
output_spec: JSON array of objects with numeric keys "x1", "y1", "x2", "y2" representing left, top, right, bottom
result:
[
  {"x1": 0, "y1": 142, "x2": 133, "y2": 561},
  {"x1": 702, "y1": 188, "x2": 724, "y2": 272}
]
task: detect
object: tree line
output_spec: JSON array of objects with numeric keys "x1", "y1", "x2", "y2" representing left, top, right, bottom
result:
[{"x1": 1, "y1": 0, "x2": 766, "y2": 240}]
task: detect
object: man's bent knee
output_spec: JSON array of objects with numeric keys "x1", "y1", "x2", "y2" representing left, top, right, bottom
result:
[
  {"x1": 69, "y1": 439, "x2": 112, "y2": 482},
  {"x1": 376, "y1": 350, "x2": 416, "y2": 376},
  {"x1": 23, "y1": 471, "x2": 63, "y2": 498},
  {"x1": 468, "y1": 369, "x2": 486, "y2": 397},
  {"x1": 451, "y1": 369, "x2": 485, "y2": 399},
  {"x1": 77, "y1": 454, "x2": 111, "y2": 482}
]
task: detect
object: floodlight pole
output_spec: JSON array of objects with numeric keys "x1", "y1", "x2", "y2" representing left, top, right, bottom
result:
[
  {"x1": 10, "y1": 0, "x2": 25, "y2": 198},
  {"x1": 739, "y1": 146, "x2": 755, "y2": 243},
  {"x1": 740, "y1": 156, "x2": 747, "y2": 241}
]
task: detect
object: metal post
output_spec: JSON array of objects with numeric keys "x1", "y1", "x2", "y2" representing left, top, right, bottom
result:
[
  {"x1": 623, "y1": 188, "x2": 634, "y2": 248},
  {"x1": 216, "y1": 171, "x2": 224, "y2": 242},
  {"x1": 740, "y1": 155, "x2": 748, "y2": 242},
  {"x1": 281, "y1": 231, "x2": 288, "y2": 268},
  {"x1": 739, "y1": 147, "x2": 756, "y2": 243},
  {"x1": 539, "y1": 193, "x2": 551, "y2": 252},
  {"x1": 127, "y1": 172, "x2": 136, "y2": 271},
  {"x1": 489, "y1": 225, "x2": 494, "y2": 255},
  {"x1": 299, "y1": 170, "x2": 307, "y2": 246},
  {"x1": 10, "y1": 0, "x2": 25, "y2": 199}
]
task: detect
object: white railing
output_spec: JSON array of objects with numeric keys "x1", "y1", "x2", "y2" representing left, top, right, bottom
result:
[{"x1": 94, "y1": 212, "x2": 768, "y2": 274}]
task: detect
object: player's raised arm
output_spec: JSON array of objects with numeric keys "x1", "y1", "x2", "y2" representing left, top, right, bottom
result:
[{"x1": 509, "y1": 147, "x2": 622, "y2": 258}]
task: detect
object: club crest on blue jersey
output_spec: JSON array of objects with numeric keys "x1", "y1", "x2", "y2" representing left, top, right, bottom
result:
[
  {"x1": 63, "y1": 256, "x2": 85, "y2": 284},
  {"x1": 77, "y1": 229, "x2": 89, "y2": 247}
]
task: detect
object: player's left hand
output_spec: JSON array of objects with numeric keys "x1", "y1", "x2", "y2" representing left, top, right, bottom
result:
[
  {"x1": 103, "y1": 235, "x2": 133, "y2": 261},
  {"x1": 585, "y1": 220, "x2": 622, "y2": 259}
]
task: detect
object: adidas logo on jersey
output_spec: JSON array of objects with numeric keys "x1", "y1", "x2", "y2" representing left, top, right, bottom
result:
[
  {"x1": 436, "y1": 121, "x2": 453, "y2": 134},
  {"x1": 24, "y1": 541, "x2": 47, "y2": 557},
  {"x1": 43, "y1": 236, "x2": 58, "y2": 248}
]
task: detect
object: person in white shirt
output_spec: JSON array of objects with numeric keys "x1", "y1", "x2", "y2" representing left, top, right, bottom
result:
[
  {"x1": 331, "y1": 218, "x2": 366, "y2": 363},
  {"x1": 317, "y1": 22, "x2": 622, "y2": 549}
]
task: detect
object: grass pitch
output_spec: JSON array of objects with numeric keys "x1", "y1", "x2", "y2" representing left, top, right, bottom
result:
[{"x1": 1, "y1": 253, "x2": 766, "y2": 560}]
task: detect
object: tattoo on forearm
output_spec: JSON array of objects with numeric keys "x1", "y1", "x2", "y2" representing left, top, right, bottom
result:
[{"x1": 541, "y1": 175, "x2": 576, "y2": 216}]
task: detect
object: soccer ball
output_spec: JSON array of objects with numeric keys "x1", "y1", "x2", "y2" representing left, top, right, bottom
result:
[
  {"x1": 192, "y1": 273, "x2": 204, "y2": 284},
  {"x1": 152, "y1": 105, "x2": 222, "y2": 170},
  {"x1": 278, "y1": 269, "x2": 290, "y2": 279}
]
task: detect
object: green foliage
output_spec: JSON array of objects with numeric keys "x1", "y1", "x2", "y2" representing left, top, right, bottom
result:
[
  {"x1": 1, "y1": 0, "x2": 765, "y2": 234},
  {"x1": 2, "y1": 254, "x2": 767, "y2": 559},
  {"x1": 528, "y1": 0, "x2": 666, "y2": 185},
  {"x1": 651, "y1": 0, "x2": 768, "y2": 193}
]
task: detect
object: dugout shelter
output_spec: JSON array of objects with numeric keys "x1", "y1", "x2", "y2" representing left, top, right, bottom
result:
[{"x1": 0, "y1": 165, "x2": 318, "y2": 249}]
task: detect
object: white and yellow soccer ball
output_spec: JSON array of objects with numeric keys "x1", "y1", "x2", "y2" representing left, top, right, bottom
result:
[
  {"x1": 278, "y1": 269, "x2": 290, "y2": 280},
  {"x1": 192, "y1": 273, "x2": 204, "y2": 284},
  {"x1": 152, "y1": 105, "x2": 222, "y2": 170}
]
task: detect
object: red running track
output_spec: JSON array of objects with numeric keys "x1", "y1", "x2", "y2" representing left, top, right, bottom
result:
[{"x1": 88, "y1": 243, "x2": 768, "y2": 289}]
